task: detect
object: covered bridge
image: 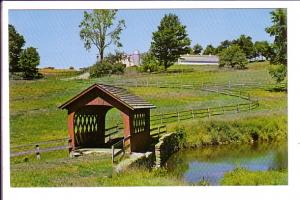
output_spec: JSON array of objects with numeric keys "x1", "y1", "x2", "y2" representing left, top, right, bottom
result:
[{"x1": 59, "y1": 84, "x2": 156, "y2": 153}]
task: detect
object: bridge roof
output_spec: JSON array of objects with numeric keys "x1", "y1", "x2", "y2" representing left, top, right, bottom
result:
[{"x1": 59, "y1": 83, "x2": 156, "y2": 110}]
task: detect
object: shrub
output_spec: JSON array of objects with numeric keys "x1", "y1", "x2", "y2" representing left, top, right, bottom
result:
[
  {"x1": 218, "y1": 45, "x2": 248, "y2": 69},
  {"x1": 141, "y1": 52, "x2": 160, "y2": 72},
  {"x1": 90, "y1": 61, "x2": 125, "y2": 78},
  {"x1": 268, "y1": 64, "x2": 287, "y2": 83}
]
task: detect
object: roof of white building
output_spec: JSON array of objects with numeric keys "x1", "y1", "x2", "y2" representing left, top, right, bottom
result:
[{"x1": 179, "y1": 55, "x2": 219, "y2": 63}]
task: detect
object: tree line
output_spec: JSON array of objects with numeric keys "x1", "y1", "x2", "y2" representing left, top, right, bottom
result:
[
  {"x1": 9, "y1": 25, "x2": 42, "y2": 79},
  {"x1": 9, "y1": 9, "x2": 286, "y2": 83},
  {"x1": 142, "y1": 9, "x2": 287, "y2": 83}
]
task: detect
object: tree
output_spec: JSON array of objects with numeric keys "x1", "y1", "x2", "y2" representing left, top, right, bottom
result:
[
  {"x1": 203, "y1": 44, "x2": 216, "y2": 55},
  {"x1": 266, "y1": 8, "x2": 287, "y2": 65},
  {"x1": 18, "y1": 47, "x2": 41, "y2": 79},
  {"x1": 254, "y1": 41, "x2": 273, "y2": 61},
  {"x1": 215, "y1": 40, "x2": 232, "y2": 54},
  {"x1": 79, "y1": 10, "x2": 126, "y2": 62},
  {"x1": 218, "y1": 45, "x2": 248, "y2": 69},
  {"x1": 192, "y1": 43, "x2": 203, "y2": 55},
  {"x1": 104, "y1": 51, "x2": 125, "y2": 64},
  {"x1": 9, "y1": 24, "x2": 25, "y2": 72},
  {"x1": 151, "y1": 13, "x2": 191, "y2": 70},
  {"x1": 141, "y1": 52, "x2": 160, "y2": 72},
  {"x1": 232, "y1": 35, "x2": 255, "y2": 59}
]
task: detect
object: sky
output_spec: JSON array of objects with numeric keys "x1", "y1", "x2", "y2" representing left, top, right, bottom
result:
[{"x1": 9, "y1": 9, "x2": 274, "y2": 69}]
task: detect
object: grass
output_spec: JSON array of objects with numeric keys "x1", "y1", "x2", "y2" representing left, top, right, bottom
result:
[
  {"x1": 220, "y1": 168, "x2": 288, "y2": 185},
  {"x1": 11, "y1": 153, "x2": 113, "y2": 187},
  {"x1": 10, "y1": 154, "x2": 185, "y2": 187},
  {"x1": 168, "y1": 114, "x2": 287, "y2": 147},
  {"x1": 9, "y1": 61, "x2": 287, "y2": 186}
]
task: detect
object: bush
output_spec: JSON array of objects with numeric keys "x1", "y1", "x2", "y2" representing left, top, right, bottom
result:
[
  {"x1": 90, "y1": 61, "x2": 126, "y2": 78},
  {"x1": 218, "y1": 45, "x2": 248, "y2": 69},
  {"x1": 141, "y1": 52, "x2": 160, "y2": 72},
  {"x1": 268, "y1": 64, "x2": 287, "y2": 83}
]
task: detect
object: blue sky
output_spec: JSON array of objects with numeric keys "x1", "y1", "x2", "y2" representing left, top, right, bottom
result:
[{"x1": 9, "y1": 9, "x2": 274, "y2": 68}]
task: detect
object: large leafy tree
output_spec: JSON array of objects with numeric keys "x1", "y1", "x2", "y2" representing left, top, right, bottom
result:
[
  {"x1": 9, "y1": 24, "x2": 25, "y2": 72},
  {"x1": 266, "y1": 8, "x2": 287, "y2": 66},
  {"x1": 151, "y1": 13, "x2": 191, "y2": 70},
  {"x1": 192, "y1": 43, "x2": 203, "y2": 55},
  {"x1": 218, "y1": 45, "x2": 248, "y2": 69},
  {"x1": 18, "y1": 47, "x2": 41, "y2": 79},
  {"x1": 215, "y1": 40, "x2": 232, "y2": 54},
  {"x1": 254, "y1": 41, "x2": 273, "y2": 61},
  {"x1": 79, "y1": 10, "x2": 126, "y2": 62},
  {"x1": 232, "y1": 35, "x2": 255, "y2": 59},
  {"x1": 203, "y1": 44, "x2": 216, "y2": 55},
  {"x1": 265, "y1": 9, "x2": 287, "y2": 83}
]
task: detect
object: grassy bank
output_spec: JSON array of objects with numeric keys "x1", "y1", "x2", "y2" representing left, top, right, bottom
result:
[
  {"x1": 220, "y1": 168, "x2": 288, "y2": 185},
  {"x1": 10, "y1": 154, "x2": 185, "y2": 187},
  {"x1": 169, "y1": 114, "x2": 287, "y2": 147}
]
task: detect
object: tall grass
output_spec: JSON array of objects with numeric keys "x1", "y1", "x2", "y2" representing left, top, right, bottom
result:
[
  {"x1": 220, "y1": 168, "x2": 288, "y2": 185},
  {"x1": 168, "y1": 114, "x2": 287, "y2": 147}
]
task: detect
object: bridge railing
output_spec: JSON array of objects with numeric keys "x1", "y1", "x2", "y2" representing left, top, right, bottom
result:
[{"x1": 111, "y1": 135, "x2": 131, "y2": 164}]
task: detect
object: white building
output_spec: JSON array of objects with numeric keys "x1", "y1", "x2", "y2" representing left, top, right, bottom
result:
[
  {"x1": 178, "y1": 55, "x2": 219, "y2": 65},
  {"x1": 121, "y1": 50, "x2": 141, "y2": 67}
]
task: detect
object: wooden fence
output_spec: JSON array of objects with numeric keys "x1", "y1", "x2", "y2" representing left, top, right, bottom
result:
[
  {"x1": 112, "y1": 79, "x2": 286, "y2": 91},
  {"x1": 151, "y1": 101, "x2": 259, "y2": 126},
  {"x1": 10, "y1": 125, "x2": 123, "y2": 159},
  {"x1": 111, "y1": 135, "x2": 131, "y2": 164}
]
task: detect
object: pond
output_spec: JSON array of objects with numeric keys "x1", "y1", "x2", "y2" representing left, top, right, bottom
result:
[{"x1": 165, "y1": 142, "x2": 287, "y2": 185}]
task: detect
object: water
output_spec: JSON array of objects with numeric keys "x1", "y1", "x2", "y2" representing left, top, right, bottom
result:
[{"x1": 165, "y1": 142, "x2": 287, "y2": 185}]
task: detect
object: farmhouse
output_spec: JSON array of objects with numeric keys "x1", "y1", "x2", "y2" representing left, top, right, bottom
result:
[
  {"x1": 59, "y1": 84, "x2": 155, "y2": 153},
  {"x1": 121, "y1": 50, "x2": 141, "y2": 67},
  {"x1": 178, "y1": 55, "x2": 219, "y2": 65}
]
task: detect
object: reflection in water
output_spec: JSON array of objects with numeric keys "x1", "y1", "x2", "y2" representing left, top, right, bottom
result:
[{"x1": 166, "y1": 142, "x2": 287, "y2": 185}]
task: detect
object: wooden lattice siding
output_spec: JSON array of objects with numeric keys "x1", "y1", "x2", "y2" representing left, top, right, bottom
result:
[
  {"x1": 73, "y1": 113, "x2": 100, "y2": 146},
  {"x1": 133, "y1": 113, "x2": 146, "y2": 134}
]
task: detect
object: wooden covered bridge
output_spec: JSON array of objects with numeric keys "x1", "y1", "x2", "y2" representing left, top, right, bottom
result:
[{"x1": 59, "y1": 83, "x2": 156, "y2": 153}]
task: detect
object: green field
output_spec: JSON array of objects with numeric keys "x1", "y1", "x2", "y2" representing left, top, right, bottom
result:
[{"x1": 9, "y1": 61, "x2": 288, "y2": 186}]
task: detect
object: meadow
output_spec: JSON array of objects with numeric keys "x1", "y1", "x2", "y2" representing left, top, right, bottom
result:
[{"x1": 9, "y1": 61, "x2": 288, "y2": 186}]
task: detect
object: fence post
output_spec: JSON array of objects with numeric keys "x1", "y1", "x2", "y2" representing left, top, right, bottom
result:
[
  {"x1": 248, "y1": 93, "x2": 251, "y2": 101},
  {"x1": 122, "y1": 139, "x2": 125, "y2": 155},
  {"x1": 35, "y1": 144, "x2": 40, "y2": 160},
  {"x1": 222, "y1": 106, "x2": 225, "y2": 115},
  {"x1": 228, "y1": 81, "x2": 231, "y2": 89},
  {"x1": 237, "y1": 104, "x2": 240, "y2": 113},
  {"x1": 112, "y1": 145, "x2": 115, "y2": 164},
  {"x1": 207, "y1": 107, "x2": 210, "y2": 118},
  {"x1": 68, "y1": 138, "x2": 74, "y2": 158},
  {"x1": 160, "y1": 113, "x2": 163, "y2": 124},
  {"x1": 146, "y1": 79, "x2": 149, "y2": 87}
]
